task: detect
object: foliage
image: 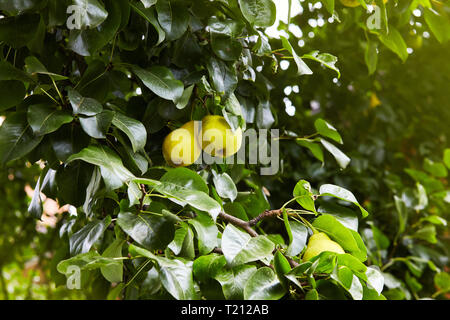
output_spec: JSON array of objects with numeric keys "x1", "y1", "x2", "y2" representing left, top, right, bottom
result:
[{"x1": 0, "y1": 0, "x2": 449, "y2": 300}]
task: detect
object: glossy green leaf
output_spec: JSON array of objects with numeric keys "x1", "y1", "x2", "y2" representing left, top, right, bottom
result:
[
  {"x1": 280, "y1": 36, "x2": 313, "y2": 75},
  {"x1": 239, "y1": 0, "x2": 276, "y2": 27},
  {"x1": 156, "y1": 0, "x2": 189, "y2": 41},
  {"x1": 221, "y1": 224, "x2": 274, "y2": 266},
  {"x1": 293, "y1": 179, "x2": 316, "y2": 212},
  {"x1": 133, "y1": 66, "x2": 184, "y2": 102},
  {"x1": 117, "y1": 211, "x2": 175, "y2": 251},
  {"x1": 67, "y1": 145, "x2": 135, "y2": 190},
  {"x1": 69, "y1": 216, "x2": 112, "y2": 255},
  {"x1": 314, "y1": 119, "x2": 343, "y2": 144},
  {"x1": 0, "y1": 113, "x2": 43, "y2": 166},
  {"x1": 112, "y1": 111, "x2": 147, "y2": 152},
  {"x1": 286, "y1": 220, "x2": 308, "y2": 257},
  {"x1": 27, "y1": 104, "x2": 73, "y2": 136},
  {"x1": 79, "y1": 110, "x2": 114, "y2": 139},
  {"x1": 100, "y1": 239, "x2": 125, "y2": 283},
  {"x1": 214, "y1": 264, "x2": 257, "y2": 300},
  {"x1": 67, "y1": 88, "x2": 103, "y2": 116},
  {"x1": 188, "y1": 211, "x2": 218, "y2": 255},
  {"x1": 320, "y1": 139, "x2": 351, "y2": 169},
  {"x1": 319, "y1": 184, "x2": 369, "y2": 218},
  {"x1": 212, "y1": 170, "x2": 238, "y2": 202},
  {"x1": 244, "y1": 267, "x2": 286, "y2": 300}
]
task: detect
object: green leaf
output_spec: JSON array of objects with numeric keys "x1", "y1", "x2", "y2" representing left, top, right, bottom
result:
[
  {"x1": 379, "y1": 26, "x2": 408, "y2": 62},
  {"x1": 57, "y1": 251, "x2": 121, "y2": 275},
  {"x1": 221, "y1": 224, "x2": 274, "y2": 266},
  {"x1": 72, "y1": 0, "x2": 109, "y2": 29},
  {"x1": 314, "y1": 119, "x2": 343, "y2": 144},
  {"x1": 296, "y1": 139, "x2": 324, "y2": 163},
  {"x1": 212, "y1": 170, "x2": 238, "y2": 202},
  {"x1": 244, "y1": 267, "x2": 286, "y2": 300},
  {"x1": 25, "y1": 56, "x2": 68, "y2": 81},
  {"x1": 444, "y1": 149, "x2": 450, "y2": 169},
  {"x1": 320, "y1": 139, "x2": 351, "y2": 169},
  {"x1": 129, "y1": 244, "x2": 197, "y2": 300},
  {"x1": 280, "y1": 36, "x2": 313, "y2": 75},
  {"x1": 139, "y1": 179, "x2": 222, "y2": 221},
  {"x1": 274, "y1": 251, "x2": 292, "y2": 286},
  {"x1": 67, "y1": 145, "x2": 135, "y2": 190},
  {"x1": 365, "y1": 39, "x2": 378, "y2": 75},
  {"x1": 302, "y1": 51, "x2": 340, "y2": 78},
  {"x1": 423, "y1": 158, "x2": 448, "y2": 178},
  {"x1": 67, "y1": 87, "x2": 103, "y2": 116},
  {"x1": 293, "y1": 180, "x2": 316, "y2": 212},
  {"x1": 28, "y1": 166, "x2": 50, "y2": 219},
  {"x1": 0, "y1": 113, "x2": 43, "y2": 166},
  {"x1": 365, "y1": 266, "x2": 384, "y2": 295},
  {"x1": 68, "y1": 0, "x2": 123, "y2": 56},
  {"x1": 161, "y1": 167, "x2": 209, "y2": 194},
  {"x1": 193, "y1": 254, "x2": 227, "y2": 283},
  {"x1": 27, "y1": 104, "x2": 73, "y2": 136},
  {"x1": 337, "y1": 254, "x2": 367, "y2": 280},
  {"x1": 0, "y1": 80, "x2": 26, "y2": 111},
  {"x1": 434, "y1": 272, "x2": 450, "y2": 292},
  {"x1": 319, "y1": 184, "x2": 369, "y2": 218},
  {"x1": 318, "y1": 202, "x2": 359, "y2": 231},
  {"x1": 214, "y1": 264, "x2": 257, "y2": 299},
  {"x1": 0, "y1": 61, "x2": 35, "y2": 83},
  {"x1": 413, "y1": 224, "x2": 437, "y2": 244},
  {"x1": 424, "y1": 8, "x2": 450, "y2": 43},
  {"x1": 238, "y1": 0, "x2": 277, "y2": 27},
  {"x1": 130, "y1": 2, "x2": 165, "y2": 45},
  {"x1": 101, "y1": 239, "x2": 125, "y2": 283},
  {"x1": 305, "y1": 289, "x2": 319, "y2": 300},
  {"x1": 206, "y1": 57, "x2": 238, "y2": 97},
  {"x1": 322, "y1": 0, "x2": 335, "y2": 15},
  {"x1": 141, "y1": 0, "x2": 157, "y2": 8},
  {"x1": 188, "y1": 211, "x2": 219, "y2": 255},
  {"x1": 175, "y1": 84, "x2": 195, "y2": 110},
  {"x1": 168, "y1": 223, "x2": 195, "y2": 259},
  {"x1": 133, "y1": 66, "x2": 184, "y2": 102},
  {"x1": 224, "y1": 202, "x2": 249, "y2": 221},
  {"x1": 256, "y1": 100, "x2": 275, "y2": 129},
  {"x1": 79, "y1": 110, "x2": 114, "y2": 139},
  {"x1": 211, "y1": 34, "x2": 243, "y2": 62},
  {"x1": 112, "y1": 111, "x2": 147, "y2": 152},
  {"x1": 156, "y1": 0, "x2": 189, "y2": 41},
  {"x1": 117, "y1": 211, "x2": 175, "y2": 251},
  {"x1": 286, "y1": 220, "x2": 308, "y2": 256},
  {"x1": 69, "y1": 216, "x2": 112, "y2": 255},
  {"x1": 313, "y1": 214, "x2": 366, "y2": 261}
]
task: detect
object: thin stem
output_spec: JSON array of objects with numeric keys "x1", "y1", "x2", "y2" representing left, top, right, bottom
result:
[{"x1": 51, "y1": 78, "x2": 64, "y2": 103}]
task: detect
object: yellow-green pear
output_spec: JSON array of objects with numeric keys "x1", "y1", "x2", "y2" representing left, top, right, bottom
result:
[
  {"x1": 162, "y1": 121, "x2": 201, "y2": 167},
  {"x1": 200, "y1": 115, "x2": 242, "y2": 158},
  {"x1": 302, "y1": 232, "x2": 345, "y2": 261}
]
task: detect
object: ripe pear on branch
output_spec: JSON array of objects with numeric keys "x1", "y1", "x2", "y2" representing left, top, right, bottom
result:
[
  {"x1": 302, "y1": 232, "x2": 345, "y2": 261},
  {"x1": 162, "y1": 120, "x2": 201, "y2": 167}
]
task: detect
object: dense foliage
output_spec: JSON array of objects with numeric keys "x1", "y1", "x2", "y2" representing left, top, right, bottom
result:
[{"x1": 0, "y1": 0, "x2": 449, "y2": 300}]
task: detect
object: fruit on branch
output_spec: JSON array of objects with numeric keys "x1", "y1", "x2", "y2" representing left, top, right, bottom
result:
[
  {"x1": 302, "y1": 232, "x2": 345, "y2": 261},
  {"x1": 162, "y1": 121, "x2": 202, "y2": 167},
  {"x1": 200, "y1": 115, "x2": 243, "y2": 158}
]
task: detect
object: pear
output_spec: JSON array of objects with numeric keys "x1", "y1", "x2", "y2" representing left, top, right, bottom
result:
[
  {"x1": 302, "y1": 232, "x2": 345, "y2": 261},
  {"x1": 200, "y1": 115, "x2": 242, "y2": 158},
  {"x1": 162, "y1": 121, "x2": 201, "y2": 167}
]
